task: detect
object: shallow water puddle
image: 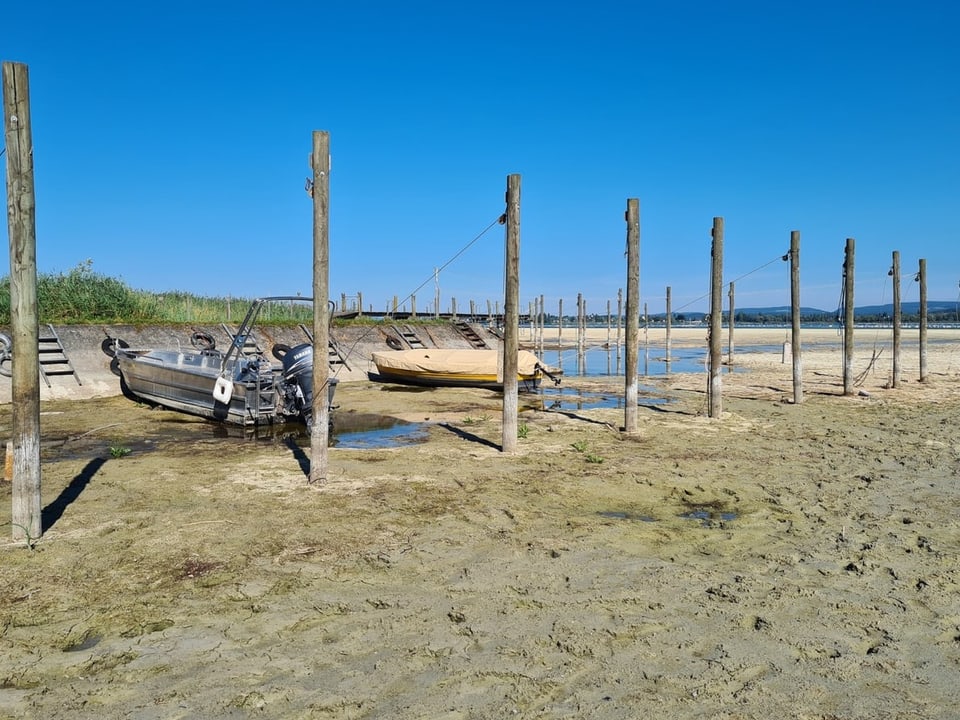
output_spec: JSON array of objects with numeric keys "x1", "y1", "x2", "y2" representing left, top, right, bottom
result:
[
  {"x1": 679, "y1": 506, "x2": 737, "y2": 527},
  {"x1": 597, "y1": 510, "x2": 657, "y2": 522},
  {"x1": 530, "y1": 386, "x2": 670, "y2": 412}
]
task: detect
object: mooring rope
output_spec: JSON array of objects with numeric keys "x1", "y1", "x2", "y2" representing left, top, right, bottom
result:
[
  {"x1": 670, "y1": 251, "x2": 789, "y2": 316},
  {"x1": 329, "y1": 213, "x2": 506, "y2": 378}
]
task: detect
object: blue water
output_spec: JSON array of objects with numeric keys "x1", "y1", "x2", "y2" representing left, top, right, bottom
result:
[{"x1": 539, "y1": 345, "x2": 721, "y2": 377}]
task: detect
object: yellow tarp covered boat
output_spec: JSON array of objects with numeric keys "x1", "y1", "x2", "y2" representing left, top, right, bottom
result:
[{"x1": 370, "y1": 349, "x2": 557, "y2": 391}]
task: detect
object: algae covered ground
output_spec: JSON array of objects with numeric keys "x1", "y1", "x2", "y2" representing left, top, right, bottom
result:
[{"x1": 1, "y1": 339, "x2": 960, "y2": 719}]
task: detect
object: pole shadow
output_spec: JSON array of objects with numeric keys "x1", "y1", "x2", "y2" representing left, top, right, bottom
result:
[
  {"x1": 284, "y1": 436, "x2": 311, "y2": 477},
  {"x1": 42, "y1": 457, "x2": 106, "y2": 532},
  {"x1": 438, "y1": 423, "x2": 501, "y2": 450}
]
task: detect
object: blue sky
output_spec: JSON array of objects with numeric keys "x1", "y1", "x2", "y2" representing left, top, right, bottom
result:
[{"x1": 2, "y1": 1, "x2": 958, "y2": 315}]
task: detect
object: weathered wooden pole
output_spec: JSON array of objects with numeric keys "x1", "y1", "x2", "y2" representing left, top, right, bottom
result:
[
  {"x1": 606, "y1": 300, "x2": 612, "y2": 349},
  {"x1": 539, "y1": 293, "x2": 545, "y2": 354},
  {"x1": 918, "y1": 258, "x2": 928, "y2": 382},
  {"x1": 501, "y1": 174, "x2": 521, "y2": 453},
  {"x1": 789, "y1": 231, "x2": 803, "y2": 404},
  {"x1": 843, "y1": 238, "x2": 855, "y2": 396},
  {"x1": 891, "y1": 250, "x2": 901, "y2": 388},
  {"x1": 727, "y1": 281, "x2": 735, "y2": 365},
  {"x1": 4, "y1": 61, "x2": 42, "y2": 542},
  {"x1": 624, "y1": 198, "x2": 640, "y2": 433},
  {"x1": 643, "y1": 301, "x2": 649, "y2": 377},
  {"x1": 576, "y1": 293, "x2": 584, "y2": 359},
  {"x1": 708, "y1": 218, "x2": 723, "y2": 418},
  {"x1": 557, "y1": 298, "x2": 563, "y2": 348},
  {"x1": 665, "y1": 286, "x2": 672, "y2": 366},
  {"x1": 309, "y1": 130, "x2": 332, "y2": 484},
  {"x1": 616, "y1": 288, "x2": 623, "y2": 365}
]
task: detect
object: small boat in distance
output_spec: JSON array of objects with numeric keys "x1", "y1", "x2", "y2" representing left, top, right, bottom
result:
[
  {"x1": 370, "y1": 348, "x2": 559, "y2": 392},
  {"x1": 108, "y1": 297, "x2": 336, "y2": 427}
]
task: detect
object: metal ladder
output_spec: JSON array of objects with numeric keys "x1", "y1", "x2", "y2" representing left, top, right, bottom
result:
[
  {"x1": 452, "y1": 321, "x2": 489, "y2": 348},
  {"x1": 220, "y1": 323, "x2": 262, "y2": 356},
  {"x1": 298, "y1": 324, "x2": 350, "y2": 371},
  {"x1": 392, "y1": 325, "x2": 427, "y2": 349},
  {"x1": 38, "y1": 324, "x2": 82, "y2": 387}
]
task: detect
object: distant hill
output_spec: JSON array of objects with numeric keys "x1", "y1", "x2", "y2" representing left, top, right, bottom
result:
[{"x1": 645, "y1": 300, "x2": 958, "y2": 323}]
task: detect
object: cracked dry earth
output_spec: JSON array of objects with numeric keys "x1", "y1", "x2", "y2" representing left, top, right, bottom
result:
[{"x1": 1, "y1": 348, "x2": 959, "y2": 719}]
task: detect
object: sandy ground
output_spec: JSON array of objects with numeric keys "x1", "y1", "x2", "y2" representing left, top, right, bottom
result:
[{"x1": 1, "y1": 327, "x2": 959, "y2": 719}]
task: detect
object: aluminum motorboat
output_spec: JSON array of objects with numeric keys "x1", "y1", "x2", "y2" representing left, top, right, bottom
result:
[{"x1": 108, "y1": 297, "x2": 336, "y2": 427}]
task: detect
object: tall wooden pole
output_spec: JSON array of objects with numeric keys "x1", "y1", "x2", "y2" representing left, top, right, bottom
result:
[
  {"x1": 557, "y1": 298, "x2": 563, "y2": 348},
  {"x1": 727, "y1": 281, "x2": 735, "y2": 365},
  {"x1": 918, "y1": 258, "x2": 928, "y2": 382},
  {"x1": 789, "y1": 231, "x2": 803, "y2": 404},
  {"x1": 3, "y1": 62, "x2": 42, "y2": 542},
  {"x1": 843, "y1": 238, "x2": 856, "y2": 396},
  {"x1": 501, "y1": 174, "x2": 520, "y2": 453},
  {"x1": 708, "y1": 218, "x2": 723, "y2": 418},
  {"x1": 309, "y1": 130, "x2": 331, "y2": 483},
  {"x1": 891, "y1": 250, "x2": 901, "y2": 388},
  {"x1": 665, "y1": 286, "x2": 672, "y2": 366},
  {"x1": 624, "y1": 199, "x2": 640, "y2": 433}
]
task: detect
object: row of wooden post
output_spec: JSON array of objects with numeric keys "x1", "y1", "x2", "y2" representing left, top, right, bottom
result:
[{"x1": 2, "y1": 56, "x2": 938, "y2": 542}]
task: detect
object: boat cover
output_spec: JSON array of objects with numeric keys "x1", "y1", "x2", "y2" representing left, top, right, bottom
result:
[{"x1": 371, "y1": 349, "x2": 541, "y2": 380}]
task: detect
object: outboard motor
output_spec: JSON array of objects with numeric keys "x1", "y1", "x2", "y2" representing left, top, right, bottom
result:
[{"x1": 281, "y1": 343, "x2": 315, "y2": 412}]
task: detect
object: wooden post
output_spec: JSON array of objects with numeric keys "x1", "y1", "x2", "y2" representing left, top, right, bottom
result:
[
  {"x1": 616, "y1": 288, "x2": 623, "y2": 365},
  {"x1": 557, "y1": 298, "x2": 563, "y2": 348},
  {"x1": 918, "y1": 258, "x2": 928, "y2": 382},
  {"x1": 606, "y1": 300, "x2": 612, "y2": 349},
  {"x1": 357, "y1": 291, "x2": 363, "y2": 317},
  {"x1": 665, "y1": 286, "x2": 672, "y2": 366},
  {"x1": 643, "y1": 301, "x2": 649, "y2": 377},
  {"x1": 309, "y1": 130, "x2": 331, "y2": 484},
  {"x1": 574, "y1": 293, "x2": 580, "y2": 357},
  {"x1": 891, "y1": 250, "x2": 901, "y2": 388},
  {"x1": 4, "y1": 62, "x2": 42, "y2": 541},
  {"x1": 789, "y1": 231, "x2": 803, "y2": 404},
  {"x1": 624, "y1": 198, "x2": 640, "y2": 433},
  {"x1": 727, "y1": 281, "x2": 735, "y2": 365},
  {"x1": 539, "y1": 294, "x2": 545, "y2": 355},
  {"x1": 502, "y1": 174, "x2": 520, "y2": 453},
  {"x1": 411, "y1": 294, "x2": 417, "y2": 319},
  {"x1": 843, "y1": 238, "x2": 855, "y2": 396},
  {"x1": 708, "y1": 218, "x2": 723, "y2": 418}
]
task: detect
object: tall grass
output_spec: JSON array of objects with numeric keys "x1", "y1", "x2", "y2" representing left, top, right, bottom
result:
[{"x1": 0, "y1": 261, "x2": 311, "y2": 325}]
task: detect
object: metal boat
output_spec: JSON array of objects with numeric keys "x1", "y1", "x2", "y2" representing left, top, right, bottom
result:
[
  {"x1": 108, "y1": 297, "x2": 336, "y2": 427},
  {"x1": 370, "y1": 348, "x2": 559, "y2": 392}
]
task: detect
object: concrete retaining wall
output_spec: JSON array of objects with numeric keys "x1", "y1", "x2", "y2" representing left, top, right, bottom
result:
[{"x1": 0, "y1": 321, "x2": 501, "y2": 403}]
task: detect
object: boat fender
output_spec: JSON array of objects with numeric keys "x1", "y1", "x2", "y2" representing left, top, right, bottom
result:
[{"x1": 213, "y1": 375, "x2": 233, "y2": 404}]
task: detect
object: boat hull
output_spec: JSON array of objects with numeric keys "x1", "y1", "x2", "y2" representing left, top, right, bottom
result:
[
  {"x1": 117, "y1": 348, "x2": 336, "y2": 426},
  {"x1": 117, "y1": 350, "x2": 275, "y2": 424},
  {"x1": 371, "y1": 349, "x2": 544, "y2": 392}
]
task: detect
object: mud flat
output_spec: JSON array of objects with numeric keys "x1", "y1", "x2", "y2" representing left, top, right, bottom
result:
[{"x1": 0, "y1": 329, "x2": 959, "y2": 718}]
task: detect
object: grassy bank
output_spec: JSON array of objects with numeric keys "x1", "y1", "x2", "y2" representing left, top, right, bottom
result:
[{"x1": 0, "y1": 261, "x2": 309, "y2": 326}]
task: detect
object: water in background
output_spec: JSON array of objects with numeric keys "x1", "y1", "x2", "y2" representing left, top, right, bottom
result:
[{"x1": 540, "y1": 345, "x2": 709, "y2": 377}]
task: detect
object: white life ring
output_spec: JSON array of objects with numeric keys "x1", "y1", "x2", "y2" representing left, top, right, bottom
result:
[{"x1": 213, "y1": 375, "x2": 233, "y2": 404}]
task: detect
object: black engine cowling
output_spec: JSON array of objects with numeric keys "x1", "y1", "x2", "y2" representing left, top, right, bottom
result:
[{"x1": 281, "y1": 343, "x2": 315, "y2": 408}]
